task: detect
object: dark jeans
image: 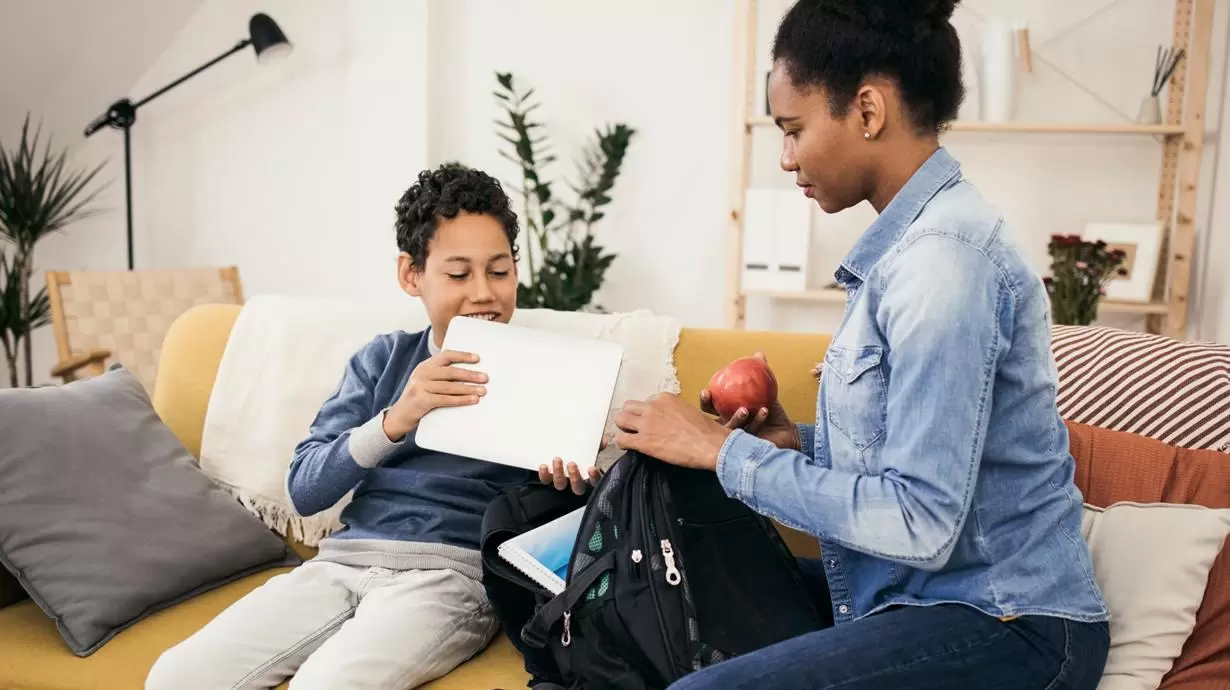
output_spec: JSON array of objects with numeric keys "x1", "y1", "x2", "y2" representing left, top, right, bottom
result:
[{"x1": 667, "y1": 558, "x2": 1110, "y2": 690}]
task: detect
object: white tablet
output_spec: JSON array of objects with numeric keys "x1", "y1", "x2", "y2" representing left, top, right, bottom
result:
[{"x1": 415, "y1": 315, "x2": 624, "y2": 472}]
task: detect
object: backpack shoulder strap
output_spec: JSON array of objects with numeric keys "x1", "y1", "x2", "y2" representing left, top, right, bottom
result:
[{"x1": 521, "y1": 550, "x2": 617, "y2": 649}]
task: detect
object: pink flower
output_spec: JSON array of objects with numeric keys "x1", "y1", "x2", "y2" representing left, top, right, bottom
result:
[{"x1": 1075, "y1": 261, "x2": 1088, "y2": 269}]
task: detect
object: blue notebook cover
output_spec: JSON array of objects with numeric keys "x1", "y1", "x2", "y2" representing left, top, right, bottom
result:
[{"x1": 497, "y1": 506, "x2": 586, "y2": 595}]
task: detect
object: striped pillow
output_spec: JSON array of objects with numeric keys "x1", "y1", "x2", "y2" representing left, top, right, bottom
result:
[{"x1": 1052, "y1": 325, "x2": 1230, "y2": 453}]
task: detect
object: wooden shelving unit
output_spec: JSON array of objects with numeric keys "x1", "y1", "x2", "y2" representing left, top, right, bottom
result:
[
  {"x1": 746, "y1": 116, "x2": 1187, "y2": 136},
  {"x1": 726, "y1": 0, "x2": 1215, "y2": 339},
  {"x1": 745, "y1": 285, "x2": 1171, "y2": 316}
]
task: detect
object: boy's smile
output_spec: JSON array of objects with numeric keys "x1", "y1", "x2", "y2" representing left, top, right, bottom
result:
[{"x1": 399, "y1": 211, "x2": 518, "y2": 349}]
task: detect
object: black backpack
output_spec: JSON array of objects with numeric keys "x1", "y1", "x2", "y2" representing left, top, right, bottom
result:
[{"x1": 480, "y1": 450, "x2": 832, "y2": 690}]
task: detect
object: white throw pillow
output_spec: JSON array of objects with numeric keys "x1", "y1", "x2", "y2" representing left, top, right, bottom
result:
[{"x1": 1082, "y1": 502, "x2": 1230, "y2": 690}]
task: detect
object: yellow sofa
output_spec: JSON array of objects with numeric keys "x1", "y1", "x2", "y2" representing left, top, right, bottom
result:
[{"x1": 0, "y1": 303, "x2": 828, "y2": 690}]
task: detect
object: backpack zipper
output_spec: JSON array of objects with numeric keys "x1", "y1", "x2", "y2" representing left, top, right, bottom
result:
[
  {"x1": 638, "y1": 469, "x2": 681, "y2": 674},
  {"x1": 660, "y1": 539, "x2": 681, "y2": 586}
]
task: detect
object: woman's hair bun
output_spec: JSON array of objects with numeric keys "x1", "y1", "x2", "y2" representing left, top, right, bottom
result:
[{"x1": 825, "y1": 0, "x2": 958, "y2": 38}]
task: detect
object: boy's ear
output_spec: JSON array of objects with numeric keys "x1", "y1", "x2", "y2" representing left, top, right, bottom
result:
[{"x1": 397, "y1": 252, "x2": 423, "y2": 297}]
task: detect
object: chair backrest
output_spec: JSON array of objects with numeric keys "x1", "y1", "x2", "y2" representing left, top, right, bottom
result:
[{"x1": 46, "y1": 267, "x2": 244, "y2": 392}]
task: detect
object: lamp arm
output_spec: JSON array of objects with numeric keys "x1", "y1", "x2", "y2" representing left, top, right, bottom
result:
[{"x1": 132, "y1": 38, "x2": 252, "y2": 110}]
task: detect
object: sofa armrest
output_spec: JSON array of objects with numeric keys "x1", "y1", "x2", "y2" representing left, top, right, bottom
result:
[
  {"x1": 50, "y1": 348, "x2": 111, "y2": 382},
  {"x1": 152, "y1": 304, "x2": 242, "y2": 458}
]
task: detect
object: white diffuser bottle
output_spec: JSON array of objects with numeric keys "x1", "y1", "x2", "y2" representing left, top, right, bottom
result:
[{"x1": 979, "y1": 17, "x2": 1019, "y2": 122}]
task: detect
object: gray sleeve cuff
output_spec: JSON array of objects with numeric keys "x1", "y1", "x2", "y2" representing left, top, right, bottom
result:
[{"x1": 348, "y1": 410, "x2": 404, "y2": 468}]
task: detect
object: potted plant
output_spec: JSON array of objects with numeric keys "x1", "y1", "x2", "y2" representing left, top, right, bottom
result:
[
  {"x1": 493, "y1": 72, "x2": 635, "y2": 312},
  {"x1": 1043, "y1": 234, "x2": 1129, "y2": 326},
  {"x1": 0, "y1": 114, "x2": 107, "y2": 387}
]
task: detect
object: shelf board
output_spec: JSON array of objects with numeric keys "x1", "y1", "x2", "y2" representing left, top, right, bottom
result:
[
  {"x1": 745, "y1": 289, "x2": 1169, "y2": 316},
  {"x1": 744, "y1": 287, "x2": 847, "y2": 303},
  {"x1": 1099, "y1": 299, "x2": 1171, "y2": 315},
  {"x1": 745, "y1": 116, "x2": 1184, "y2": 136}
]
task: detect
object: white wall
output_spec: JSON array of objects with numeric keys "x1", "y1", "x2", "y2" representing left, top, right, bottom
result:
[
  {"x1": 128, "y1": 0, "x2": 429, "y2": 306},
  {"x1": 1197, "y1": 3, "x2": 1230, "y2": 344},
  {"x1": 427, "y1": 0, "x2": 736, "y2": 327},
  {"x1": 427, "y1": 0, "x2": 1230, "y2": 341},
  {"x1": 9, "y1": 0, "x2": 1230, "y2": 387},
  {"x1": 1, "y1": 0, "x2": 203, "y2": 386}
]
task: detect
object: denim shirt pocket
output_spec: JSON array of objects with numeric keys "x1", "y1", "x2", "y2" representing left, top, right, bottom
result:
[{"x1": 823, "y1": 345, "x2": 889, "y2": 453}]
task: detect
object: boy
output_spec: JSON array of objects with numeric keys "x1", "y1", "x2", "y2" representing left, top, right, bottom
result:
[{"x1": 147, "y1": 165, "x2": 593, "y2": 689}]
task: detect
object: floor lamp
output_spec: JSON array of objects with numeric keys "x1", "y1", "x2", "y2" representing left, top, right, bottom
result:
[{"x1": 83, "y1": 13, "x2": 292, "y2": 270}]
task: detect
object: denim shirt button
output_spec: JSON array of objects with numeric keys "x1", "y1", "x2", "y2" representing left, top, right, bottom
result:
[
  {"x1": 828, "y1": 559, "x2": 836, "y2": 568},
  {"x1": 838, "y1": 605, "x2": 849, "y2": 614}
]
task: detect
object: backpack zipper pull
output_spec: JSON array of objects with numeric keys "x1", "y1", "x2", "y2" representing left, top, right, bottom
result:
[
  {"x1": 562, "y1": 611, "x2": 572, "y2": 647},
  {"x1": 660, "y1": 539, "x2": 682, "y2": 586}
]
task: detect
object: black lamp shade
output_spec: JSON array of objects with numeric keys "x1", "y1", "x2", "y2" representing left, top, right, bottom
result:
[{"x1": 249, "y1": 13, "x2": 291, "y2": 64}]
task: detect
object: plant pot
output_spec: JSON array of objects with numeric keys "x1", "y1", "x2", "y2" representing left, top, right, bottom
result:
[{"x1": 1052, "y1": 299, "x2": 1099, "y2": 326}]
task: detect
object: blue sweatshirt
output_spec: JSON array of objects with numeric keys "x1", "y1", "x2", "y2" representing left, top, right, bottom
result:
[{"x1": 286, "y1": 328, "x2": 536, "y2": 578}]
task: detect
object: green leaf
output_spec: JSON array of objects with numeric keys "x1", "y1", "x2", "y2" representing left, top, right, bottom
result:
[
  {"x1": 0, "y1": 112, "x2": 109, "y2": 372},
  {"x1": 493, "y1": 75, "x2": 630, "y2": 312}
]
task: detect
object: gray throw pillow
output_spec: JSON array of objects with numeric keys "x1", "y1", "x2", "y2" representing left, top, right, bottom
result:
[{"x1": 0, "y1": 367, "x2": 299, "y2": 656}]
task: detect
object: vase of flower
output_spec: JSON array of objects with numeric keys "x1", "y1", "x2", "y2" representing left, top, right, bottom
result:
[{"x1": 1043, "y1": 234, "x2": 1129, "y2": 326}]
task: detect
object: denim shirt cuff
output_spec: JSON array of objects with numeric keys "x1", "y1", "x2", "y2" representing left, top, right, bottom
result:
[
  {"x1": 716, "y1": 429, "x2": 773, "y2": 507},
  {"x1": 796, "y1": 423, "x2": 816, "y2": 460}
]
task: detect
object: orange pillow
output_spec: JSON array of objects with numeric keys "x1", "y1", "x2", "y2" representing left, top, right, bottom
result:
[{"x1": 1065, "y1": 420, "x2": 1230, "y2": 689}]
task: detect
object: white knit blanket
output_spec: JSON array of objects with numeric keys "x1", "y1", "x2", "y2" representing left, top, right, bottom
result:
[{"x1": 199, "y1": 294, "x2": 682, "y2": 546}]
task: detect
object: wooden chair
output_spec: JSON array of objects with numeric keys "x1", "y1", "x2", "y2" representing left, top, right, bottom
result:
[{"x1": 46, "y1": 267, "x2": 244, "y2": 390}]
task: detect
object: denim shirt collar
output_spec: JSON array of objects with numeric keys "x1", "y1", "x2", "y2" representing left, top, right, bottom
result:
[{"x1": 836, "y1": 147, "x2": 962, "y2": 285}]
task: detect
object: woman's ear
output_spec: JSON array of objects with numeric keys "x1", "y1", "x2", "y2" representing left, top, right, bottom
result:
[
  {"x1": 398, "y1": 252, "x2": 422, "y2": 297},
  {"x1": 856, "y1": 82, "x2": 887, "y2": 140}
]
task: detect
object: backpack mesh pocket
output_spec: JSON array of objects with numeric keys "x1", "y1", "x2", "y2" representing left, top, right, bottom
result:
[{"x1": 572, "y1": 457, "x2": 631, "y2": 605}]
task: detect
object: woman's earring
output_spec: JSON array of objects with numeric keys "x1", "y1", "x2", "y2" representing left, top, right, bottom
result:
[{"x1": 864, "y1": 131, "x2": 872, "y2": 140}]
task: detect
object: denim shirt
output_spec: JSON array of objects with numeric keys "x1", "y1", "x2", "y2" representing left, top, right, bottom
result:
[{"x1": 717, "y1": 147, "x2": 1108, "y2": 625}]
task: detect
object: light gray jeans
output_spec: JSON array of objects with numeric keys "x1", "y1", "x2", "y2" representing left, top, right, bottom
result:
[{"x1": 145, "y1": 560, "x2": 499, "y2": 690}]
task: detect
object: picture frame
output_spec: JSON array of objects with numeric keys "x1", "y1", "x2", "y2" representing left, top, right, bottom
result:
[{"x1": 1081, "y1": 221, "x2": 1164, "y2": 302}]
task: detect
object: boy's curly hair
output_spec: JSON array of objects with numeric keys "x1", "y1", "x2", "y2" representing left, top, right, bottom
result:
[{"x1": 395, "y1": 164, "x2": 520, "y2": 269}]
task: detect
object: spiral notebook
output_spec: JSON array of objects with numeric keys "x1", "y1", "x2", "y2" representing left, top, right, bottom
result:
[{"x1": 497, "y1": 506, "x2": 586, "y2": 595}]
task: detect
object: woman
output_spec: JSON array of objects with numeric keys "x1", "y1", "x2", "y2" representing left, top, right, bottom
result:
[{"x1": 611, "y1": 1, "x2": 1111, "y2": 688}]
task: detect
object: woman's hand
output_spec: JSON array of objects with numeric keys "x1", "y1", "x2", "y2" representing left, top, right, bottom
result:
[
  {"x1": 613, "y1": 393, "x2": 732, "y2": 471},
  {"x1": 701, "y1": 352, "x2": 801, "y2": 452},
  {"x1": 383, "y1": 350, "x2": 486, "y2": 441}
]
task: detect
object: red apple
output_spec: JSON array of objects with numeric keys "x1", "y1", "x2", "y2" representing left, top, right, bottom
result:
[{"x1": 707, "y1": 356, "x2": 778, "y2": 420}]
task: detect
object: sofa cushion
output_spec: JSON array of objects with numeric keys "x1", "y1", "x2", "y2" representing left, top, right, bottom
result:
[
  {"x1": 0, "y1": 367, "x2": 299, "y2": 656},
  {"x1": 1054, "y1": 325, "x2": 1230, "y2": 452},
  {"x1": 0, "y1": 569, "x2": 291, "y2": 689},
  {"x1": 1066, "y1": 420, "x2": 1230, "y2": 689},
  {"x1": 0, "y1": 566, "x2": 528, "y2": 690},
  {"x1": 1080, "y1": 502, "x2": 1230, "y2": 690}
]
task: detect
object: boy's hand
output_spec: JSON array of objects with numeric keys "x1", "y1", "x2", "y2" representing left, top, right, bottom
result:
[
  {"x1": 383, "y1": 350, "x2": 487, "y2": 441},
  {"x1": 539, "y1": 457, "x2": 602, "y2": 495}
]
